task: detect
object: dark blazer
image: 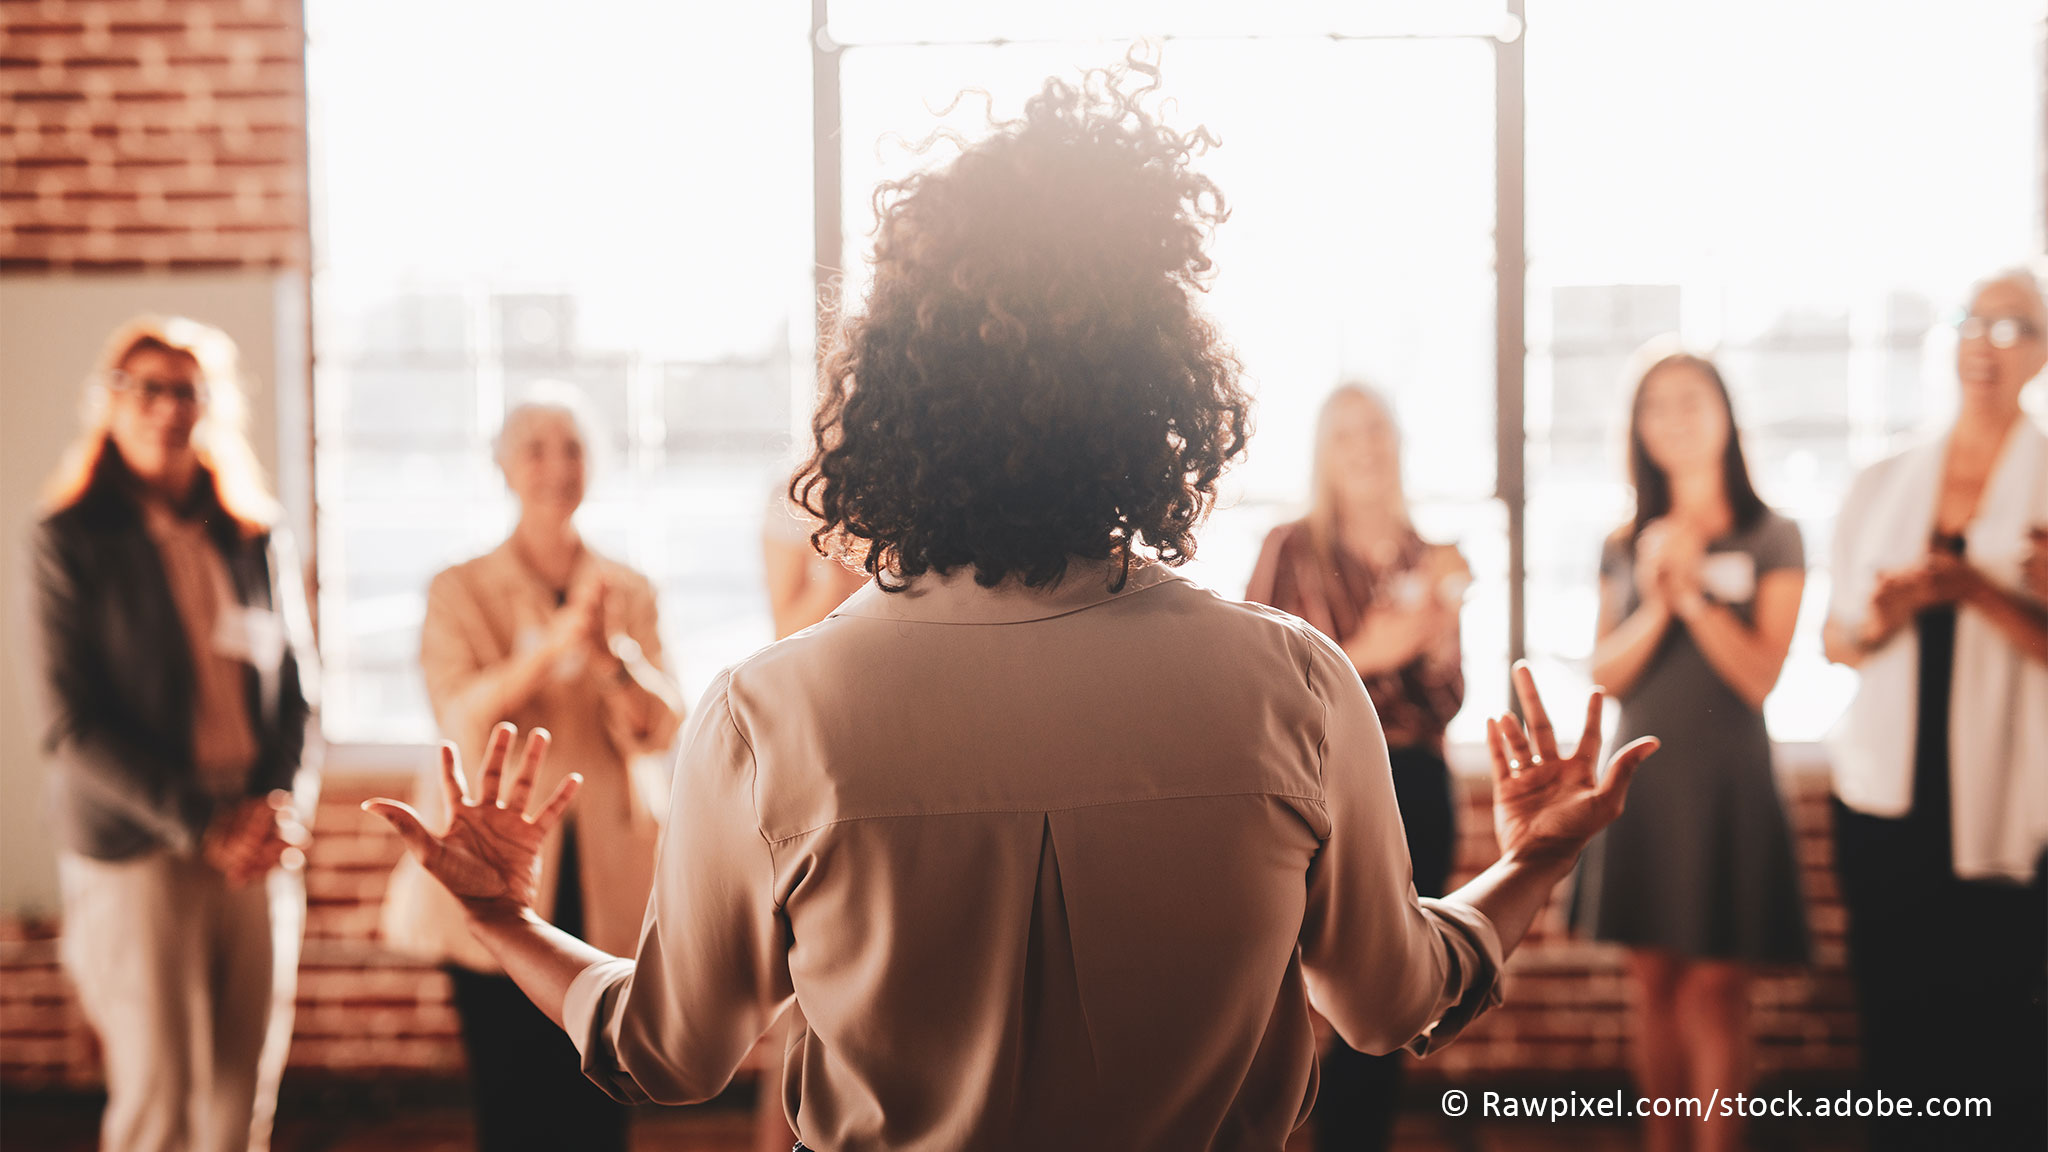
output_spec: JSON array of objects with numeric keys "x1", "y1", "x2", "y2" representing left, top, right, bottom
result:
[{"x1": 32, "y1": 453, "x2": 317, "y2": 861}]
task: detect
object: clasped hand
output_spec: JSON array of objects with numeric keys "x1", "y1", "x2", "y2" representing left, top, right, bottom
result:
[
  {"x1": 202, "y1": 790, "x2": 308, "y2": 887},
  {"x1": 364, "y1": 724, "x2": 583, "y2": 916},
  {"x1": 1866, "y1": 550, "x2": 1985, "y2": 646},
  {"x1": 1635, "y1": 519, "x2": 1706, "y2": 614}
]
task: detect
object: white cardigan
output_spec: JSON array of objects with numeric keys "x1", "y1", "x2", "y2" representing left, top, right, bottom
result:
[{"x1": 1826, "y1": 418, "x2": 2048, "y2": 882}]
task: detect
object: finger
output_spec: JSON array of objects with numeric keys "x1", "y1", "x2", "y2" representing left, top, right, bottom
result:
[
  {"x1": 1574, "y1": 688, "x2": 1607, "y2": 783},
  {"x1": 1510, "y1": 662, "x2": 1559, "y2": 761},
  {"x1": 504, "y1": 727, "x2": 550, "y2": 815},
  {"x1": 1498, "y1": 711, "x2": 1534, "y2": 768},
  {"x1": 530, "y1": 773, "x2": 583, "y2": 835},
  {"x1": 1594, "y1": 737, "x2": 1662, "y2": 804},
  {"x1": 438, "y1": 742, "x2": 469, "y2": 815},
  {"x1": 274, "y1": 810, "x2": 310, "y2": 848},
  {"x1": 362, "y1": 799, "x2": 437, "y2": 860},
  {"x1": 1485, "y1": 717, "x2": 1513, "y2": 786},
  {"x1": 477, "y1": 723, "x2": 515, "y2": 806}
]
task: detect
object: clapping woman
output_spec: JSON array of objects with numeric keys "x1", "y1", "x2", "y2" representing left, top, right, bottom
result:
[
  {"x1": 1245, "y1": 383, "x2": 1468, "y2": 1152},
  {"x1": 380, "y1": 394, "x2": 683, "y2": 1152},
  {"x1": 1574, "y1": 347, "x2": 1809, "y2": 1152}
]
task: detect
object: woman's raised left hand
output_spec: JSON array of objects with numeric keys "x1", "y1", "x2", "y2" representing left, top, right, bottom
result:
[
  {"x1": 1486, "y1": 662, "x2": 1659, "y2": 865},
  {"x1": 364, "y1": 723, "x2": 581, "y2": 914}
]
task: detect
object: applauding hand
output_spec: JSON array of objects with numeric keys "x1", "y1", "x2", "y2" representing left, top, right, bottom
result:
[
  {"x1": 1486, "y1": 662, "x2": 1660, "y2": 865},
  {"x1": 364, "y1": 724, "x2": 581, "y2": 915}
]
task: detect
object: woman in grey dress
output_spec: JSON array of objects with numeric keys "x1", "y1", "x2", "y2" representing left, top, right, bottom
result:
[{"x1": 1574, "y1": 346, "x2": 1809, "y2": 1152}]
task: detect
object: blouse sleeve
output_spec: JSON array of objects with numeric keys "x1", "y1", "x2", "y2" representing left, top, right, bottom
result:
[
  {"x1": 1294, "y1": 624, "x2": 1504, "y2": 1055},
  {"x1": 1754, "y1": 513, "x2": 1807, "y2": 576},
  {"x1": 419, "y1": 567, "x2": 492, "y2": 744},
  {"x1": 1827, "y1": 464, "x2": 1882, "y2": 627},
  {"x1": 1599, "y1": 530, "x2": 1632, "y2": 585},
  {"x1": 563, "y1": 670, "x2": 792, "y2": 1105}
]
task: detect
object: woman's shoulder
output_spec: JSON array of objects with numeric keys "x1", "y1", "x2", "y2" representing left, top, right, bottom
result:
[
  {"x1": 1413, "y1": 534, "x2": 1470, "y2": 573},
  {"x1": 1258, "y1": 517, "x2": 1312, "y2": 552},
  {"x1": 1736, "y1": 507, "x2": 1803, "y2": 547},
  {"x1": 426, "y1": 548, "x2": 506, "y2": 605},
  {"x1": 1599, "y1": 523, "x2": 1635, "y2": 570},
  {"x1": 586, "y1": 550, "x2": 659, "y2": 601}
]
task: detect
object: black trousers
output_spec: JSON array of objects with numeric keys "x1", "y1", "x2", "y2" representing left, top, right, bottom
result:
[
  {"x1": 446, "y1": 821, "x2": 630, "y2": 1152},
  {"x1": 1833, "y1": 800, "x2": 2047, "y2": 1152},
  {"x1": 1312, "y1": 745, "x2": 1457, "y2": 1152}
]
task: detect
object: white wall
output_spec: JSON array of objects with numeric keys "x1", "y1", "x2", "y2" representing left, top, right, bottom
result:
[{"x1": 0, "y1": 272, "x2": 307, "y2": 917}]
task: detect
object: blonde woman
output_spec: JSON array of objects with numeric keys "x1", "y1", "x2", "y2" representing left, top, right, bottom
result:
[
  {"x1": 1245, "y1": 383, "x2": 1469, "y2": 1152},
  {"x1": 380, "y1": 392, "x2": 682, "y2": 1152},
  {"x1": 34, "y1": 316, "x2": 317, "y2": 1152}
]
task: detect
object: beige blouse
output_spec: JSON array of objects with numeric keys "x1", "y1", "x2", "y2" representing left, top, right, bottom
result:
[
  {"x1": 563, "y1": 562, "x2": 1503, "y2": 1151},
  {"x1": 141, "y1": 498, "x2": 260, "y2": 794},
  {"x1": 381, "y1": 541, "x2": 680, "y2": 970}
]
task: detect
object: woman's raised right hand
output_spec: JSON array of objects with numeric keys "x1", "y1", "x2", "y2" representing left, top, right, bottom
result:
[{"x1": 364, "y1": 724, "x2": 581, "y2": 914}]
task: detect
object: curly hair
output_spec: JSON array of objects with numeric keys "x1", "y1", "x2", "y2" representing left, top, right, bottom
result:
[{"x1": 793, "y1": 53, "x2": 1251, "y2": 592}]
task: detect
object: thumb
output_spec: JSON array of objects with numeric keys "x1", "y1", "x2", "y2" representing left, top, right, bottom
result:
[
  {"x1": 1595, "y1": 737, "x2": 1661, "y2": 803},
  {"x1": 363, "y1": 799, "x2": 436, "y2": 860}
]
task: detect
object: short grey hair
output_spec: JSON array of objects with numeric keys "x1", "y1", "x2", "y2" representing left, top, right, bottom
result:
[
  {"x1": 494, "y1": 380, "x2": 601, "y2": 467},
  {"x1": 1971, "y1": 264, "x2": 2048, "y2": 325}
]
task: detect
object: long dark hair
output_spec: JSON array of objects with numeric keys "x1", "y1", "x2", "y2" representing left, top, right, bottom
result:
[{"x1": 1626, "y1": 350, "x2": 1766, "y2": 543}]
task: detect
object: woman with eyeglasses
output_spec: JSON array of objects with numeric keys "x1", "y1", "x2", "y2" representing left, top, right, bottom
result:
[
  {"x1": 33, "y1": 316, "x2": 317, "y2": 1152},
  {"x1": 1824, "y1": 268, "x2": 2048, "y2": 1152},
  {"x1": 1245, "y1": 382, "x2": 1469, "y2": 1152},
  {"x1": 1573, "y1": 344, "x2": 1809, "y2": 1152}
]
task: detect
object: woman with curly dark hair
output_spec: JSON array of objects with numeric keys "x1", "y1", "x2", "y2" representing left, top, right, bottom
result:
[{"x1": 368, "y1": 57, "x2": 1658, "y2": 1151}]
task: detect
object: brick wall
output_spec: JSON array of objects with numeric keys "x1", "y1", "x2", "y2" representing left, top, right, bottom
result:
[
  {"x1": 1412, "y1": 768, "x2": 1856, "y2": 1082},
  {"x1": 0, "y1": 0, "x2": 309, "y2": 271},
  {"x1": 0, "y1": 768, "x2": 1860, "y2": 1091}
]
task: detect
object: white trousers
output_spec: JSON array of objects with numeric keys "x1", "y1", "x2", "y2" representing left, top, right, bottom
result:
[{"x1": 58, "y1": 852, "x2": 305, "y2": 1152}]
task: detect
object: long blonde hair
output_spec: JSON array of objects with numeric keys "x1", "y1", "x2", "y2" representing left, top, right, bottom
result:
[
  {"x1": 1305, "y1": 382, "x2": 1411, "y2": 569},
  {"x1": 42, "y1": 315, "x2": 278, "y2": 535}
]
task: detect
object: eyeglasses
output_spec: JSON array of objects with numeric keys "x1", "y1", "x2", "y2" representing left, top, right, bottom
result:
[
  {"x1": 1956, "y1": 314, "x2": 2044, "y2": 350},
  {"x1": 106, "y1": 370, "x2": 207, "y2": 408}
]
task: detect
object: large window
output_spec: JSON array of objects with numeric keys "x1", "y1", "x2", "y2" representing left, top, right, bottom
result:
[
  {"x1": 1521, "y1": 0, "x2": 2044, "y2": 740},
  {"x1": 830, "y1": 7, "x2": 1515, "y2": 740},
  {"x1": 307, "y1": 1, "x2": 2042, "y2": 753},
  {"x1": 307, "y1": 3, "x2": 815, "y2": 742}
]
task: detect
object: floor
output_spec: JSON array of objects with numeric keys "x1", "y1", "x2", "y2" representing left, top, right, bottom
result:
[{"x1": 0, "y1": 1088, "x2": 1867, "y2": 1151}]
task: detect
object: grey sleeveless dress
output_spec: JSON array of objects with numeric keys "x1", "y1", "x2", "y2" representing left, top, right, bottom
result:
[{"x1": 1570, "y1": 511, "x2": 1812, "y2": 963}]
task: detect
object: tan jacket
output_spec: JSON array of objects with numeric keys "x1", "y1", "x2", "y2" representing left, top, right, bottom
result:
[
  {"x1": 564, "y1": 562, "x2": 1503, "y2": 1150},
  {"x1": 381, "y1": 541, "x2": 680, "y2": 970}
]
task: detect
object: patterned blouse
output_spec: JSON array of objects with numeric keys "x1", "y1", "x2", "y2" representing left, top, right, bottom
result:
[{"x1": 1245, "y1": 520, "x2": 1466, "y2": 754}]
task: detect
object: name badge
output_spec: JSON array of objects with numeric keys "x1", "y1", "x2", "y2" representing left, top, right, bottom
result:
[
  {"x1": 1699, "y1": 552, "x2": 1757, "y2": 604},
  {"x1": 214, "y1": 606, "x2": 286, "y2": 668}
]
